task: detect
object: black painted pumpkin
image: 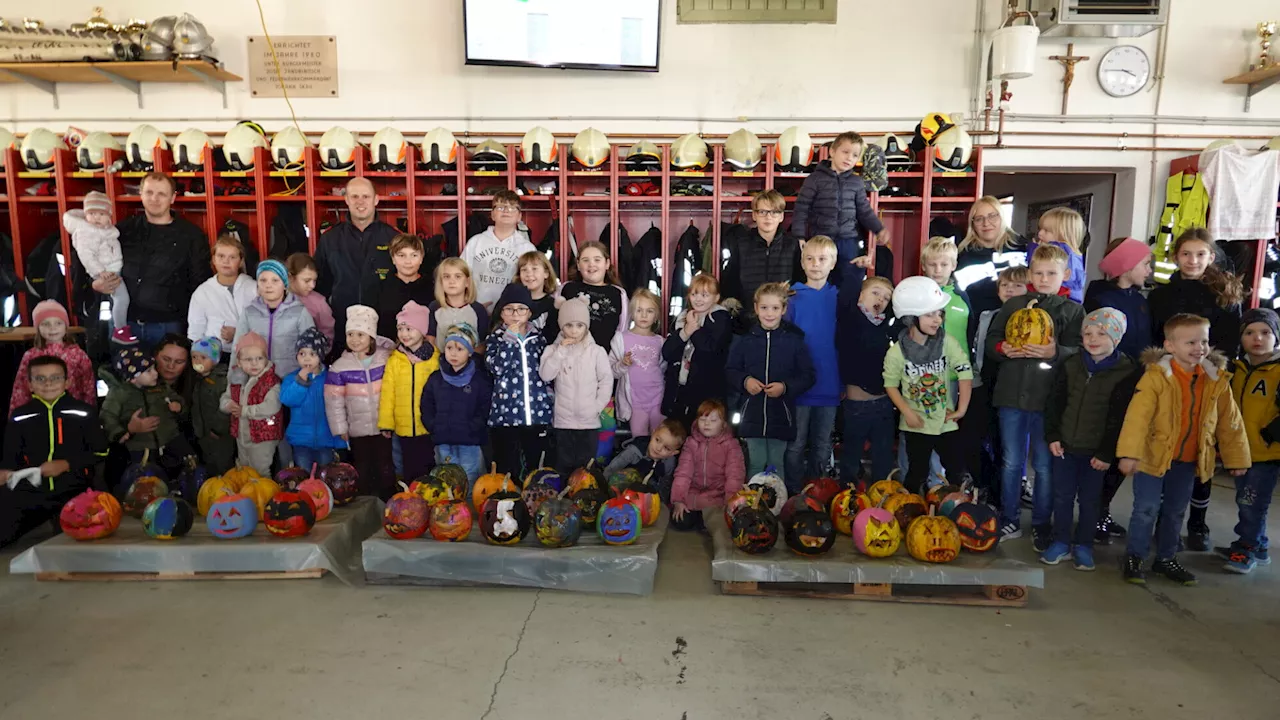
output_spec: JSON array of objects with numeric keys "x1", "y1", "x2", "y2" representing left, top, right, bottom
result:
[
  {"x1": 570, "y1": 486, "x2": 609, "y2": 530},
  {"x1": 783, "y1": 509, "x2": 836, "y2": 556},
  {"x1": 170, "y1": 458, "x2": 209, "y2": 503},
  {"x1": 534, "y1": 487, "x2": 582, "y2": 548},
  {"x1": 264, "y1": 487, "x2": 318, "y2": 538},
  {"x1": 949, "y1": 499, "x2": 1000, "y2": 553},
  {"x1": 729, "y1": 493, "x2": 778, "y2": 555},
  {"x1": 480, "y1": 476, "x2": 531, "y2": 545},
  {"x1": 778, "y1": 492, "x2": 825, "y2": 526},
  {"x1": 319, "y1": 462, "x2": 360, "y2": 505}
]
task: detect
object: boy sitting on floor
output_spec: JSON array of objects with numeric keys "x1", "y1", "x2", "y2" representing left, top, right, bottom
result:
[{"x1": 604, "y1": 419, "x2": 688, "y2": 504}]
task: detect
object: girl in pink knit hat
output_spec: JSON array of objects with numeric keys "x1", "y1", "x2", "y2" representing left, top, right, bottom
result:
[
  {"x1": 63, "y1": 190, "x2": 134, "y2": 345},
  {"x1": 378, "y1": 301, "x2": 440, "y2": 481},
  {"x1": 10, "y1": 300, "x2": 96, "y2": 413}
]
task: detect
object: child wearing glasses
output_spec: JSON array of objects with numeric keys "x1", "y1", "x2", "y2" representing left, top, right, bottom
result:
[
  {"x1": 728, "y1": 189, "x2": 800, "y2": 305},
  {"x1": 462, "y1": 190, "x2": 535, "y2": 313}
]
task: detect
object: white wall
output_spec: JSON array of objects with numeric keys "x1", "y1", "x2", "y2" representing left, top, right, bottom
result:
[{"x1": 3, "y1": 0, "x2": 1279, "y2": 241}]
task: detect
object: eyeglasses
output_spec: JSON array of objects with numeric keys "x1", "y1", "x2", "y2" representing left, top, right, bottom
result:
[
  {"x1": 972, "y1": 212, "x2": 1002, "y2": 226},
  {"x1": 32, "y1": 374, "x2": 65, "y2": 385},
  {"x1": 494, "y1": 205, "x2": 520, "y2": 213},
  {"x1": 502, "y1": 306, "x2": 531, "y2": 316},
  {"x1": 754, "y1": 209, "x2": 784, "y2": 217}
]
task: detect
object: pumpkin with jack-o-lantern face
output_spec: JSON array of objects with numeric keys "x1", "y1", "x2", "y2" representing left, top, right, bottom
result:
[
  {"x1": 429, "y1": 487, "x2": 474, "y2": 542},
  {"x1": 571, "y1": 485, "x2": 609, "y2": 530},
  {"x1": 852, "y1": 502, "x2": 901, "y2": 558},
  {"x1": 480, "y1": 477, "x2": 530, "y2": 545},
  {"x1": 383, "y1": 482, "x2": 430, "y2": 540},
  {"x1": 567, "y1": 458, "x2": 605, "y2": 495},
  {"x1": 830, "y1": 488, "x2": 858, "y2": 536},
  {"x1": 866, "y1": 475, "x2": 908, "y2": 507},
  {"x1": 729, "y1": 493, "x2": 778, "y2": 555},
  {"x1": 778, "y1": 489, "x2": 824, "y2": 526},
  {"x1": 264, "y1": 487, "x2": 318, "y2": 538},
  {"x1": 783, "y1": 510, "x2": 836, "y2": 556},
  {"x1": 949, "y1": 498, "x2": 999, "y2": 553},
  {"x1": 206, "y1": 494, "x2": 258, "y2": 539},
  {"x1": 534, "y1": 487, "x2": 582, "y2": 548},
  {"x1": 298, "y1": 477, "x2": 334, "y2": 522},
  {"x1": 906, "y1": 508, "x2": 962, "y2": 563},
  {"x1": 745, "y1": 467, "x2": 787, "y2": 515},
  {"x1": 59, "y1": 490, "x2": 123, "y2": 540},
  {"x1": 598, "y1": 496, "x2": 642, "y2": 546},
  {"x1": 724, "y1": 487, "x2": 763, "y2": 525},
  {"x1": 123, "y1": 472, "x2": 169, "y2": 519},
  {"x1": 319, "y1": 462, "x2": 360, "y2": 505}
]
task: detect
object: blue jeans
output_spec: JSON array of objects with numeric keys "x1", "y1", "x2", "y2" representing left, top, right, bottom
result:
[
  {"x1": 292, "y1": 445, "x2": 339, "y2": 474},
  {"x1": 435, "y1": 444, "x2": 484, "y2": 487},
  {"x1": 1234, "y1": 462, "x2": 1280, "y2": 551},
  {"x1": 133, "y1": 320, "x2": 183, "y2": 350},
  {"x1": 840, "y1": 396, "x2": 895, "y2": 484},
  {"x1": 785, "y1": 405, "x2": 838, "y2": 485},
  {"x1": 1050, "y1": 452, "x2": 1105, "y2": 547},
  {"x1": 392, "y1": 435, "x2": 403, "y2": 477},
  {"x1": 998, "y1": 408, "x2": 1052, "y2": 527},
  {"x1": 1126, "y1": 462, "x2": 1197, "y2": 560},
  {"x1": 745, "y1": 438, "x2": 789, "y2": 490}
]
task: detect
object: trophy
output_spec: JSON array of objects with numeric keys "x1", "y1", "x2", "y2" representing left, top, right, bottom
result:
[{"x1": 1260, "y1": 21, "x2": 1278, "y2": 69}]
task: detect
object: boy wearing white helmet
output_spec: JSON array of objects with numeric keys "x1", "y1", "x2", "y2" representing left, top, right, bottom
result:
[{"x1": 882, "y1": 276, "x2": 973, "y2": 493}]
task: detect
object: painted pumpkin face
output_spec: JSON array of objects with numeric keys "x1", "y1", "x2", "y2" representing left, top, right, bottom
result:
[
  {"x1": 59, "y1": 490, "x2": 123, "y2": 541},
  {"x1": 521, "y1": 480, "x2": 560, "y2": 518},
  {"x1": 383, "y1": 490, "x2": 430, "y2": 540},
  {"x1": 124, "y1": 476, "x2": 169, "y2": 518},
  {"x1": 570, "y1": 486, "x2": 609, "y2": 529},
  {"x1": 142, "y1": 497, "x2": 194, "y2": 540},
  {"x1": 803, "y1": 477, "x2": 841, "y2": 511},
  {"x1": 1005, "y1": 298, "x2": 1054, "y2": 348},
  {"x1": 724, "y1": 488, "x2": 763, "y2": 524},
  {"x1": 925, "y1": 483, "x2": 960, "y2": 509},
  {"x1": 852, "y1": 507, "x2": 901, "y2": 558},
  {"x1": 607, "y1": 468, "x2": 644, "y2": 496},
  {"x1": 620, "y1": 484, "x2": 661, "y2": 527},
  {"x1": 567, "y1": 459, "x2": 605, "y2": 494},
  {"x1": 730, "y1": 501, "x2": 778, "y2": 555},
  {"x1": 524, "y1": 467, "x2": 563, "y2": 493},
  {"x1": 778, "y1": 493, "x2": 825, "y2": 526},
  {"x1": 950, "y1": 501, "x2": 999, "y2": 553},
  {"x1": 938, "y1": 487, "x2": 975, "y2": 518},
  {"x1": 883, "y1": 492, "x2": 929, "y2": 530},
  {"x1": 784, "y1": 510, "x2": 836, "y2": 556},
  {"x1": 866, "y1": 479, "x2": 907, "y2": 507},
  {"x1": 473, "y1": 464, "x2": 518, "y2": 516},
  {"x1": 534, "y1": 495, "x2": 582, "y2": 548},
  {"x1": 118, "y1": 453, "x2": 167, "y2": 496},
  {"x1": 264, "y1": 490, "x2": 318, "y2": 538},
  {"x1": 746, "y1": 468, "x2": 787, "y2": 515},
  {"x1": 422, "y1": 463, "x2": 469, "y2": 503},
  {"x1": 597, "y1": 497, "x2": 641, "y2": 546},
  {"x1": 171, "y1": 462, "x2": 209, "y2": 503},
  {"x1": 298, "y1": 478, "x2": 334, "y2": 522},
  {"x1": 429, "y1": 497, "x2": 474, "y2": 541},
  {"x1": 830, "y1": 489, "x2": 857, "y2": 536},
  {"x1": 906, "y1": 513, "x2": 962, "y2": 563},
  {"x1": 481, "y1": 496, "x2": 532, "y2": 545},
  {"x1": 197, "y1": 476, "x2": 238, "y2": 516},
  {"x1": 207, "y1": 494, "x2": 259, "y2": 539},
  {"x1": 238, "y1": 476, "x2": 283, "y2": 520},
  {"x1": 320, "y1": 462, "x2": 361, "y2": 505}
]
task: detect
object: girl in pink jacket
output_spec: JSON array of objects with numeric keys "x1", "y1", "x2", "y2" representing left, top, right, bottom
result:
[
  {"x1": 670, "y1": 399, "x2": 746, "y2": 531},
  {"x1": 539, "y1": 297, "x2": 612, "y2": 477}
]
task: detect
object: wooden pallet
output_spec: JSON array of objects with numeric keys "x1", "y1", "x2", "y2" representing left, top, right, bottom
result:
[
  {"x1": 719, "y1": 580, "x2": 1029, "y2": 607},
  {"x1": 35, "y1": 568, "x2": 325, "y2": 582}
]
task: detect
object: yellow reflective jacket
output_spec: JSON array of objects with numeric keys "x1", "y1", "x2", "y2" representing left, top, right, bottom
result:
[{"x1": 1153, "y1": 171, "x2": 1209, "y2": 283}]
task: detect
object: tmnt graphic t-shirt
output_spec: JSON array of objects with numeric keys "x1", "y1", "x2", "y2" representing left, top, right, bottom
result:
[
  {"x1": 882, "y1": 333, "x2": 973, "y2": 435},
  {"x1": 559, "y1": 281, "x2": 624, "y2": 349}
]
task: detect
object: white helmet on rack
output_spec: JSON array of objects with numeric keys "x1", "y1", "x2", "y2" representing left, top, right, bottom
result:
[
  {"x1": 369, "y1": 126, "x2": 407, "y2": 171},
  {"x1": 884, "y1": 133, "x2": 912, "y2": 168},
  {"x1": 173, "y1": 128, "x2": 212, "y2": 170},
  {"x1": 892, "y1": 276, "x2": 950, "y2": 319},
  {"x1": 21, "y1": 128, "x2": 62, "y2": 171},
  {"x1": 124, "y1": 123, "x2": 169, "y2": 171},
  {"x1": 0, "y1": 127, "x2": 14, "y2": 168},
  {"x1": 223, "y1": 121, "x2": 268, "y2": 171},
  {"x1": 271, "y1": 126, "x2": 311, "y2": 169},
  {"x1": 571, "y1": 127, "x2": 610, "y2": 168},
  {"x1": 318, "y1": 126, "x2": 359, "y2": 171},
  {"x1": 670, "y1": 133, "x2": 709, "y2": 170},
  {"x1": 774, "y1": 126, "x2": 813, "y2": 172},
  {"x1": 724, "y1": 128, "x2": 762, "y2": 170},
  {"x1": 931, "y1": 126, "x2": 973, "y2": 171},
  {"x1": 76, "y1": 131, "x2": 121, "y2": 171},
  {"x1": 420, "y1": 127, "x2": 458, "y2": 171},
  {"x1": 469, "y1": 139, "x2": 508, "y2": 170},
  {"x1": 625, "y1": 140, "x2": 661, "y2": 170},
  {"x1": 521, "y1": 126, "x2": 558, "y2": 170}
]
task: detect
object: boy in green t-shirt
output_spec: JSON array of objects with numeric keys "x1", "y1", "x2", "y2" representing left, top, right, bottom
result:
[
  {"x1": 921, "y1": 236, "x2": 973, "y2": 363},
  {"x1": 883, "y1": 277, "x2": 973, "y2": 493}
]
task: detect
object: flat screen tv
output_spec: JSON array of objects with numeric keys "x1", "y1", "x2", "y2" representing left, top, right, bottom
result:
[{"x1": 464, "y1": 0, "x2": 661, "y2": 72}]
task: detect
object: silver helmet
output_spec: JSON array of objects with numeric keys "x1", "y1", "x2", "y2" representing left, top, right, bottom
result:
[
  {"x1": 172, "y1": 13, "x2": 214, "y2": 59},
  {"x1": 140, "y1": 15, "x2": 176, "y2": 61}
]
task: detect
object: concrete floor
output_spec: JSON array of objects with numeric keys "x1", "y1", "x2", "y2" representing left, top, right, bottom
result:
[{"x1": 2, "y1": 481, "x2": 1279, "y2": 720}]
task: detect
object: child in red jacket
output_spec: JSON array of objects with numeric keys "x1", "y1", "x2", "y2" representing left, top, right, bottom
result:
[{"x1": 670, "y1": 400, "x2": 746, "y2": 531}]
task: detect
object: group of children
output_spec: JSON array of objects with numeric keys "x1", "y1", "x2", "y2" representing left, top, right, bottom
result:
[{"x1": 1, "y1": 138, "x2": 1273, "y2": 589}]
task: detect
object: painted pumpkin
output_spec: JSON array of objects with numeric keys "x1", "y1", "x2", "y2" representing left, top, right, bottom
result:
[
  {"x1": 607, "y1": 468, "x2": 644, "y2": 496},
  {"x1": 724, "y1": 487, "x2": 763, "y2": 523},
  {"x1": 298, "y1": 478, "x2": 334, "y2": 522},
  {"x1": 567, "y1": 458, "x2": 605, "y2": 494},
  {"x1": 925, "y1": 482, "x2": 961, "y2": 510},
  {"x1": 123, "y1": 475, "x2": 169, "y2": 518},
  {"x1": 570, "y1": 486, "x2": 609, "y2": 530},
  {"x1": 950, "y1": 500, "x2": 1000, "y2": 553},
  {"x1": 206, "y1": 494, "x2": 259, "y2": 539},
  {"x1": 938, "y1": 484, "x2": 976, "y2": 519},
  {"x1": 220, "y1": 465, "x2": 265, "y2": 493},
  {"x1": 425, "y1": 462, "x2": 469, "y2": 502},
  {"x1": 409, "y1": 478, "x2": 450, "y2": 505},
  {"x1": 117, "y1": 449, "x2": 166, "y2": 497},
  {"x1": 238, "y1": 476, "x2": 283, "y2": 520},
  {"x1": 521, "y1": 478, "x2": 560, "y2": 519},
  {"x1": 320, "y1": 462, "x2": 360, "y2": 505},
  {"x1": 141, "y1": 497, "x2": 194, "y2": 540},
  {"x1": 745, "y1": 467, "x2": 787, "y2": 515},
  {"x1": 275, "y1": 466, "x2": 310, "y2": 488},
  {"x1": 830, "y1": 488, "x2": 858, "y2": 536},
  {"x1": 784, "y1": 510, "x2": 837, "y2": 556},
  {"x1": 480, "y1": 477, "x2": 531, "y2": 546},
  {"x1": 473, "y1": 463, "x2": 516, "y2": 515},
  {"x1": 883, "y1": 492, "x2": 929, "y2": 530},
  {"x1": 906, "y1": 510, "x2": 962, "y2": 563},
  {"x1": 866, "y1": 477, "x2": 907, "y2": 507},
  {"x1": 264, "y1": 488, "x2": 318, "y2": 538},
  {"x1": 170, "y1": 459, "x2": 209, "y2": 503},
  {"x1": 524, "y1": 466, "x2": 564, "y2": 494},
  {"x1": 778, "y1": 492, "x2": 825, "y2": 527},
  {"x1": 59, "y1": 490, "x2": 123, "y2": 541},
  {"x1": 597, "y1": 496, "x2": 642, "y2": 546},
  {"x1": 729, "y1": 494, "x2": 778, "y2": 554},
  {"x1": 383, "y1": 483, "x2": 431, "y2": 539},
  {"x1": 1005, "y1": 298, "x2": 1054, "y2": 348},
  {"x1": 429, "y1": 488, "x2": 474, "y2": 542},
  {"x1": 534, "y1": 488, "x2": 582, "y2": 548},
  {"x1": 803, "y1": 477, "x2": 842, "y2": 511},
  {"x1": 620, "y1": 483, "x2": 662, "y2": 527},
  {"x1": 196, "y1": 475, "x2": 239, "y2": 516},
  {"x1": 852, "y1": 505, "x2": 901, "y2": 558}
]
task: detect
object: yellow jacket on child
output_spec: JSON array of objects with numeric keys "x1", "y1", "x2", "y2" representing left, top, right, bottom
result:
[
  {"x1": 378, "y1": 347, "x2": 440, "y2": 437},
  {"x1": 1117, "y1": 349, "x2": 1250, "y2": 482},
  {"x1": 1230, "y1": 353, "x2": 1280, "y2": 463}
]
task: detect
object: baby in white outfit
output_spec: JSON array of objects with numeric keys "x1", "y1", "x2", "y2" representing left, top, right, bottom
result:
[{"x1": 63, "y1": 190, "x2": 134, "y2": 345}]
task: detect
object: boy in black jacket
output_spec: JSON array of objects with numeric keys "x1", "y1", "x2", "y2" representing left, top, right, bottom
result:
[
  {"x1": 837, "y1": 274, "x2": 897, "y2": 485},
  {"x1": 0, "y1": 356, "x2": 109, "y2": 548},
  {"x1": 792, "y1": 131, "x2": 887, "y2": 287}
]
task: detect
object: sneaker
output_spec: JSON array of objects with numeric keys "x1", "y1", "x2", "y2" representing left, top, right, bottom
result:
[
  {"x1": 1257, "y1": 547, "x2": 1271, "y2": 566},
  {"x1": 1040, "y1": 541, "x2": 1071, "y2": 565},
  {"x1": 999, "y1": 522, "x2": 1022, "y2": 543},
  {"x1": 1094, "y1": 524, "x2": 1113, "y2": 546},
  {"x1": 1032, "y1": 523, "x2": 1052, "y2": 553},
  {"x1": 1151, "y1": 557, "x2": 1198, "y2": 586},
  {"x1": 1187, "y1": 526, "x2": 1210, "y2": 552},
  {"x1": 1214, "y1": 542, "x2": 1247, "y2": 560},
  {"x1": 111, "y1": 326, "x2": 139, "y2": 346},
  {"x1": 1073, "y1": 546, "x2": 1096, "y2": 571},
  {"x1": 1124, "y1": 554, "x2": 1146, "y2": 584},
  {"x1": 1224, "y1": 549, "x2": 1257, "y2": 575},
  {"x1": 1102, "y1": 514, "x2": 1127, "y2": 537}
]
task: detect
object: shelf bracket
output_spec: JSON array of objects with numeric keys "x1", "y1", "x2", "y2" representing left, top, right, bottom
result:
[
  {"x1": 1244, "y1": 74, "x2": 1280, "y2": 112},
  {"x1": 3, "y1": 70, "x2": 59, "y2": 109},
  {"x1": 88, "y1": 67, "x2": 144, "y2": 109},
  {"x1": 181, "y1": 64, "x2": 229, "y2": 109}
]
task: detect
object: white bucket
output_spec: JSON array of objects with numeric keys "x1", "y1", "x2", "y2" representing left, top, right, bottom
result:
[{"x1": 991, "y1": 24, "x2": 1039, "y2": 79}]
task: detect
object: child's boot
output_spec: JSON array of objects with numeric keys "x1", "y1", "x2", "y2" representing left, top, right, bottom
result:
[
  {"x1": 1123, "y1": 554, "x2": 1146, "y2": 584},
  {"x1": 1224, "y1": 547, "x2": 1258, "y2": 575},
  {"x1": 1151, "y1": 557, "x2": 1197, "y2": 586}
]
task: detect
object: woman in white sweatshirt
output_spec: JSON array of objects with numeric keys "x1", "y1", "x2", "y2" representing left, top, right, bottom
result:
[{"x1": 188, "y1": 233, "x2": 257, "y2": 349}]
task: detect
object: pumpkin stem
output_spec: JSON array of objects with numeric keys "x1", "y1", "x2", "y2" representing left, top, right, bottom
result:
[
  {"x1": 141, "y1": 448, "x2": 150, "y2": 466},
  {"x1": 398, "y1": 480, "x2": 408, "y2": 493},
  {"x1": 489, "y1": 462, "x2": 497, "y2": 476},
  {"x1": 886, "y1": 467, "x2": 899, "y2": 483},
  {"x1": 538, "y1": 451, "x2": 546, "y2": 469},
  {"x1": 310, "y1": 462, "x2": 318, "y2": 480},
  {"x1": 557, "y1": 485, "x2": 572, "y2": 499},
  {"x1": 642, "y1": 468, "x2": 655, "y2": 485}
]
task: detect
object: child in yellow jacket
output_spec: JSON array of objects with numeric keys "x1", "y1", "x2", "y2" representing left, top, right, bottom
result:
[
  {"x1": 378, "y1": 301, "x2": 440, "y2": 481},
  {"x1": 1224, "y1": 308, "x2": 1280, "y2": 574},
  {"x1": 1116, "y1": 314, "x2": 1250, "y2": 587}
]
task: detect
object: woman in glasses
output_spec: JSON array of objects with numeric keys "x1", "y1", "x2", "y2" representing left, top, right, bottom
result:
[{"x1": 955, "y1": 196, "x2": 1028, "y2": 320}]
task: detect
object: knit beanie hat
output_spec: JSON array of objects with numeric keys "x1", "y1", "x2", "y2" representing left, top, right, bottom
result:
[
  {"x1": 32, "y1": 300, "x2": 69, "y2": 328},
  {"x1": 236, "y1": 331, "x2": 268, "y2": 361},
  {"x1": 1097, "y1": 237, "x2": 1150, "y2": 279},
  {"x1": 346, "y1": 305, "x2": 378, "y2": 338},
  {"x1": 559, "y1": 296, "x2": 591, "y2": 329},
  {"x1": 1241, "y1": 308, "x2": 1280, "y2": 340},
  {"x1": 396, "y1": 300, "x2": 431, "y2": 336},
  {"x1": 113, "y1": 347, "x2": 154, "y2": 382},
  {"x1": 256, "y1": 259, "x2": 289, "y2": 290},
  {"x1": 295, "y1": 326, "x2": 330, "y2": 358},
  {"x1": 443, "y1": 323, "x2": 478, "y2": 354},
  {"x1": 1083, "y1": 307, "x2": 1128, "y2": 349},
  {"x1": 191, "y1": 337, "x2": 222, "y2": 364},
  {"x1": 83, "y1": 190, "x2": 112, "y2": 215},
  {"x1": 495, "y1": 283, "x2": 534, "y2": 313}
]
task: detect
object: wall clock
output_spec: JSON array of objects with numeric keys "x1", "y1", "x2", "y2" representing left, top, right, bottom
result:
[{"x1": 1097, "y1": 45, "x2": 1151, "y2": 98}]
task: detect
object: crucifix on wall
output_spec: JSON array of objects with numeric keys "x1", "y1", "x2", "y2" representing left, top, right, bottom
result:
[{"x1": 1048, "y1": 43, "x2": 1090, "y2": 115}]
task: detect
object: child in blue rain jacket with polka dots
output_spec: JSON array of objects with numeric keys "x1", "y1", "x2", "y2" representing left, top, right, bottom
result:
[{"x1": 487, "y1": 284, "x2": 555, "y2": 478}]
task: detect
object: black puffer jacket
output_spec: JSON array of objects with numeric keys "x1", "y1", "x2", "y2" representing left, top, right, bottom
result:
[
  {"x1": 1148, "y1": 271, "x2": 1242, "y2": 357},
  {"x1": 792, "y1": 161, "x2": 884, "y2": 242},
  {"x1": 117, "y1": 214, "x2": 211, "y2": 323},
  {"x1": 731, "y1": 229, "x2": 800, "y2": 305}
]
